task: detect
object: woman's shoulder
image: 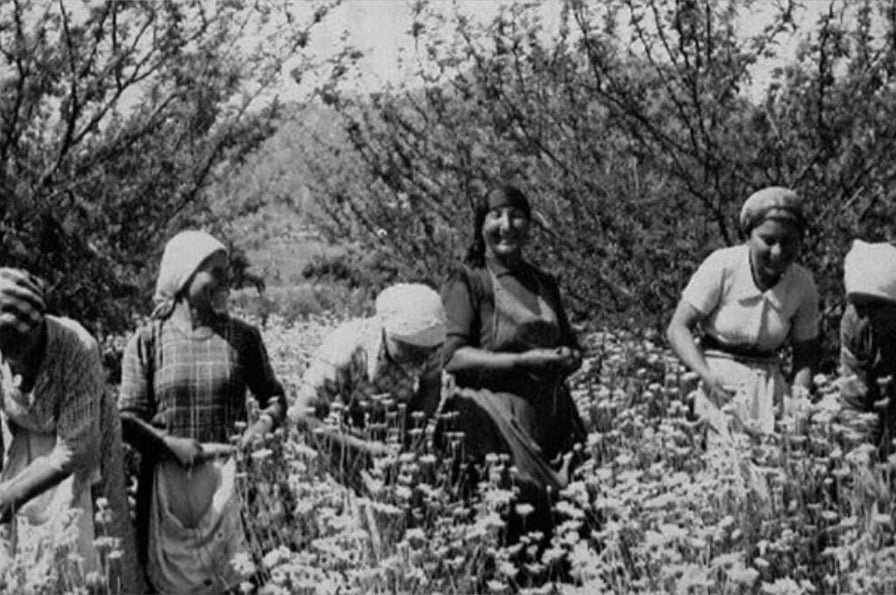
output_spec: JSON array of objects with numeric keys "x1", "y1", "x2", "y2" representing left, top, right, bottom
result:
[
  {"x1": 46, "y1": 315, "x2": 98, "y2": 353},
  {"x1": 443, "y1": 264, "x2": 489, "y2": 295},
  {"x1": 446, "y1": 263, "x2": 485, "y2": 282},
  {"x1": 327, "y1": 317, "x2": 374, "y2": 344},
  {"x1": 314, "y1": 317, "x2": 374, "y2": 363},
  {"x1": 522, "y1": 260, "x2": 560, "y2": 286},
  {"x1": 218, "y1": 316, "x2": 275, "y2": 349},
  {"x1": 223, "y1": 315, "x2": 261, "y2": 335},
  {"x1": 704, "y1": 244, "x2": 747, "y2": 267},
  {"x1": 788, "y1": 262, "x2": 817, "y2": 287}
]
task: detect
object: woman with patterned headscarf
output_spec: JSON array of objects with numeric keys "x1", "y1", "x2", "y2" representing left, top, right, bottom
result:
[
  {"x1": 0, "y1": 268, "x2": 142, "y2": 593},
  {"x1": 666, "y1": 187, "x2": 821, "y2": 445},
  {"x1": 118, "y1": 230, "x2": 286, "y2": 594}
]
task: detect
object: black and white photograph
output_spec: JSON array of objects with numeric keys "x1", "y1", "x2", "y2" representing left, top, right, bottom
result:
[{"x1": 0, "y1": 0, "x2": 895, "y2": 593}]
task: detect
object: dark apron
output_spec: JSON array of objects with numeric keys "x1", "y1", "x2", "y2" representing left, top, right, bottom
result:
[{"x1": 446, "y1": 267, "x2": 586, "y2": 494}]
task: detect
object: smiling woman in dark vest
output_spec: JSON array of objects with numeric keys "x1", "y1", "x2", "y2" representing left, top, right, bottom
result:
[{"x1": 439, "y1": 184, "x2": 587, "y2": 543}]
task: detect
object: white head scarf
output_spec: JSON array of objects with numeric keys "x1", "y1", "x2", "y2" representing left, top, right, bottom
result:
[
  {"x1": 375, "y1": 283, "x2": 446, "y2": 347},
  {"x1": 152, "y1": 230, "x2": 227, "y2": 319},
  {"x1": 844, "y1": 239, "x2": 896, "y2": 302}
]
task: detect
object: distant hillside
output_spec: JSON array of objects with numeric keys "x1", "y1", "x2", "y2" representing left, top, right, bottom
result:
[{"x1": 210, "y1": 103, "x2": 351, "y2": 288}]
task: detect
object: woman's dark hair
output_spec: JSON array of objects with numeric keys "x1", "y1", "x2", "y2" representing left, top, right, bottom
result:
[{"x1": 463, "y1": 185, "x2": 531, "y2": 267}]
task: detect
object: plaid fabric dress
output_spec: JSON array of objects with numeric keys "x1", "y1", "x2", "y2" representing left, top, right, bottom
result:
[
  {"x1": 118, "y1": 316, "x2": 285, "y2": 443},
  {"x1": 118, "y1": 315, "x2": 285, "y2": 584}
]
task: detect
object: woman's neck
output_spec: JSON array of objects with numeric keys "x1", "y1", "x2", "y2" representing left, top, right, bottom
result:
[
  {"x1": 749, "y1": 254, "x2": 782, "y2": 292},
  {"x1": 169, "y1": 300, "x2": 217, "y2": 331},
  {"x1": 6, "y1": 323, "x2": 47, "y2": 391},
  {"x1": 486, "y1": 250, "x2": 523, "y2": 271}
]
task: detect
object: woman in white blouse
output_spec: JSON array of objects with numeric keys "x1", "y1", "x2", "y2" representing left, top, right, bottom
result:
[{"x1": 666, "y1": 187, "x2": 820, "y2": 442}]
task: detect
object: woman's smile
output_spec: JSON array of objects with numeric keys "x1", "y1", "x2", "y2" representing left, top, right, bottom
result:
[{"x1": 483, "y1": 206, "x2": 530, "y2": 260}]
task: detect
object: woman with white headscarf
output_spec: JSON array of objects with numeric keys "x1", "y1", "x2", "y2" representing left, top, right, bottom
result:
[
  {"x1": 0, "y1": 268, "x2": 142, "y2": 593},
  {"x1": 290, "y1": 283, "x2": 446, "y2": 483},
  {"x1": 118, "y1": 230, "x2": 285, "y2": 594},
  {"x1": 838, "y1": 239, "x2": 896, "y2": 455}
]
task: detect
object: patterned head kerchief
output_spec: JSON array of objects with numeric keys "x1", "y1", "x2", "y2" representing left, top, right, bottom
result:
[
  {"x1": 376, "y1": 283, "x2": 446, "y2": 347},
  {"x1": 152, "y1": 230, "x2": 227, "y2": 319},
  {"x1": 739, "y1": 186, "x2": 805, "y2": 234},
  {"x1": 485, "y1": 185, "x2": 531, "y2": 217},
  {"x1": 0, "y1": 268, "x2": 46, "y2": 334}
]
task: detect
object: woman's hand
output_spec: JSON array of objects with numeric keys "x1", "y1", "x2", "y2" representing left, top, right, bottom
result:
[
  {"x1": 238, "y1": 415, "x2": 273, "y2": 450},
  {"x1": 517, "y1": 348, "x2": 567, "y2": 371},
  {"x1": 702, "y1": 373, "x2": 736, "y2": 409},
  {"x1": 555, "y1": 346, "x2": 583, "y2": 372},
  {"x1": 517, "y1": 347, "x2": 582, "y2": 379},
  {"x1": 164, "y1": 435, "x2": 203, "y2": 467}
]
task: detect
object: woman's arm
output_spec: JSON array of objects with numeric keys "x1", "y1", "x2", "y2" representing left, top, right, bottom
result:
[
  {"x1": 791, "y1": 337, "x2": 820, "y2": 392},
  {"x1": 119, "y1": 412, "x2": 202, "y2": 466},
  {"x1": 241, "y1": 324, "x2": 287, "y2": 447},
  {"x1": 549, "y1": 274, "x2": 584, "y2": 374},
  {"x1": 444, "y1": 345, "x2": 570, "y2": 375},
  {"x1": 0, "y1": 458, "x2": 68, "y2": 522},
  {"x1": 666, "y1": 300, "x2": 731, "y2": 407},
  {"x1": 441, "y1": 267, "x2": 575, "y2": 377},
  {"x1": 289, "y1": 321, "x2": 362, "y2": 423},
  {"x1": 789, "y1": 272, "x2": 822, "y2": 396},
  {"x1": 0, "y1": 329, "x2": 102, "y2": 519},
  {"x1": 118, "y1": 325, "x2": 201, "y2": 465}
]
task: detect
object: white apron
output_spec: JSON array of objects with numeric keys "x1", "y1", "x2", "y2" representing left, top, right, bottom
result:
[
  {"x1": 694, "y1": 351, "x2": 786, "y2": 443},
  {"x1": 693, "y1": 351, "x2": 785, "y2": 500},
  {"x1": 1, "y1": 427, "x2": 99, "y2": 575},
  {"x1": 147, "y1": 449, "x2": 246, "y2": 595}
]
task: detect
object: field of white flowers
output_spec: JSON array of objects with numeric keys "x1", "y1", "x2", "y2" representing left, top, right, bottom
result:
[
  {"x1": 3, "y1": 312, "x2": 896, "y2": 594},
  {"x1": 238, "y1": 314, "x2": 896, "y2": 595}
]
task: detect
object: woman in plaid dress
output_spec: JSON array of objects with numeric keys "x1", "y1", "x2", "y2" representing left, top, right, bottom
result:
[{"x1": 118, "y1": 231, "x2": 286, "y2": 594}]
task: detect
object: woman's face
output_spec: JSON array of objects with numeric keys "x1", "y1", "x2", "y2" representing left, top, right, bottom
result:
[
  {"x1": 0, "y1": 322, "x2": 43, "y2": 365},
  {"x1": 482, "y1": 206, "x2": 530, "y2": 261},
  {"x1": 186, "y1": 250, "x2": 230, "y2": 316},
  {"x1": 748, "y1": 218, "x2": 802, "y2": 286},
  {"x1": 386, "y1": 336, "x2": 437, "y2": 369}
]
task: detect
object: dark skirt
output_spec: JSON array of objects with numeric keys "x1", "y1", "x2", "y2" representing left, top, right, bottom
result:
[{"x1": 439, "y1": 381, "x2": 586, "y2": 539}]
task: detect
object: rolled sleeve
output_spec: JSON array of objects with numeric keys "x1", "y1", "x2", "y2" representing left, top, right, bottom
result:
[
  {"x1": 244, "y1": 326, "x2": 287, "y2": 427},
  {"x1": 681, "y1": 251, "x2": 725, "y2": 316},
  {"x1": 51, "y1": 338, "x2": 103, "y2": 476},
  {"x1": 441, "y1": 269, "x2": 478, "y2": 362},
  {"x1": 117, "y1": 326, "x2": 155, "y2": 421},
  {"x1": 292, "y1": 322, "x2": 362, "y2": 419}
]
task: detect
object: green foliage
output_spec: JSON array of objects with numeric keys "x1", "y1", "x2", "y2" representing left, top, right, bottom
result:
[
  {"x1": 298, "y1": 0, "x2": 896, "y2": 362},
  {"x1": 0, "y1": 0, "x2": 332, "y2": 332}
]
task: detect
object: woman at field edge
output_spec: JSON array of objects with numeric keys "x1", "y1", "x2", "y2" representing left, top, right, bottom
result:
[
  {"x1": 118, "y1": 230, "x2": 286, "y2": 594},
  {"x1": 289, "y1": 283, "x2": 445, "y2": 488},
  {"x1": 439, "y1": 184, "x2": 586, "y2": 542},
  {"x1": 838, "y1": 239, "x2": 896, "y2": 455},
  {"x1": 0, "y1": 268, "x2": 143, "y2": 593},
  {"x1": 666, "y1": 186, "x2": 820, "y2": 444}
]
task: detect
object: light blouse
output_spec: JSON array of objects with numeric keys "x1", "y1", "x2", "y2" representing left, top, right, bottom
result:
[{"x1": 682, "y1": 245, "x2": 819, "y2": 352}]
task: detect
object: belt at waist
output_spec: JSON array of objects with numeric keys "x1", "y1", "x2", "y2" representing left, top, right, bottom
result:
[{"x1": 700, "y1": 335, "x2": 779, "y2": 362}]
